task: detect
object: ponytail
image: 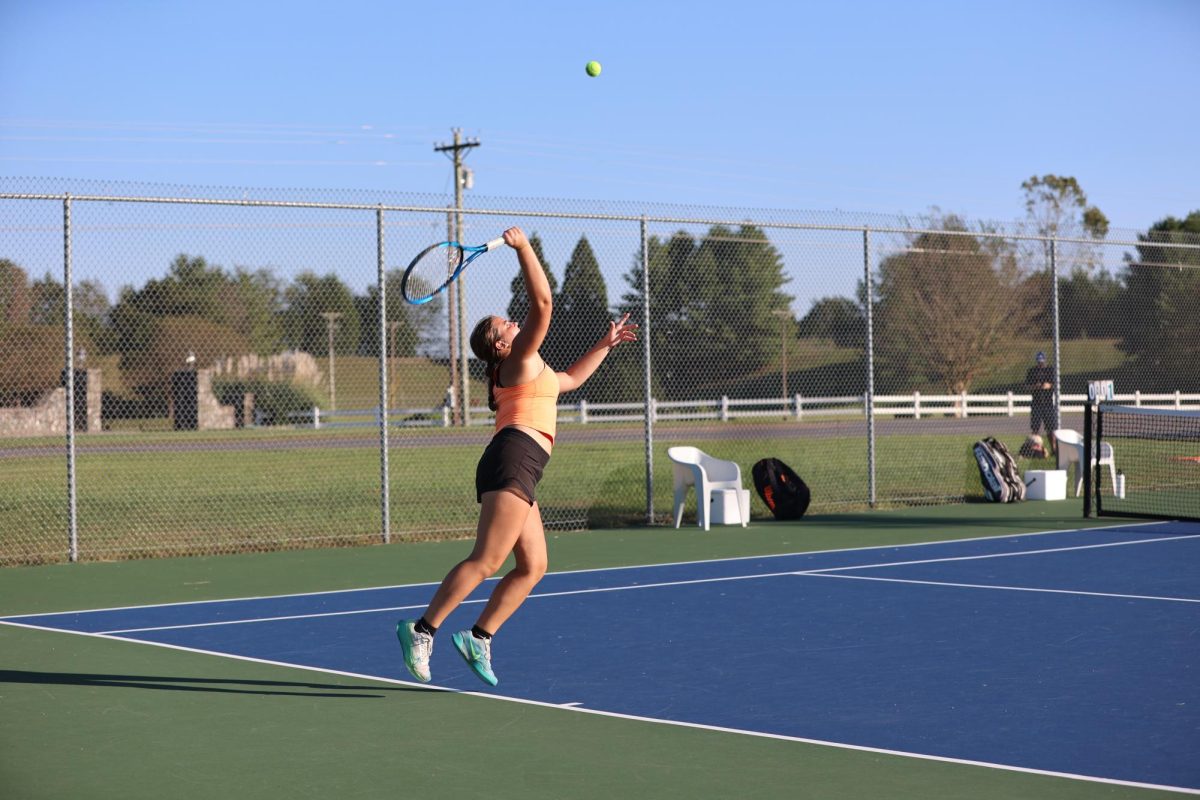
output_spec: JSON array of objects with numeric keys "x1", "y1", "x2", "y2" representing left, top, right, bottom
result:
[
  {"x1": 469, "y1": 316, "x2": 503, "y2": 412},
  {"x1": 486, "y1": 364, "x2": 498, "y2": 412}
]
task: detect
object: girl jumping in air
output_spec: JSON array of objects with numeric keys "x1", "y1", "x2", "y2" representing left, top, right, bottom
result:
[{"x1": 397, "y1": 226, "x2": 637, "y2": 686}]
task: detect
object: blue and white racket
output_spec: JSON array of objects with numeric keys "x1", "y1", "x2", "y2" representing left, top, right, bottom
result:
[{"x1": 401, "y1": 236, "x2": 505, "y2": 305}]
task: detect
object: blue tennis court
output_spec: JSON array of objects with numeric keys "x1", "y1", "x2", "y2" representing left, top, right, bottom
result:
[{"x1": 5, "y1": 520, "x2": 1198, "y2": 794}]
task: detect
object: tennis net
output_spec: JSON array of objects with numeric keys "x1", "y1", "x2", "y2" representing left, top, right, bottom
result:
[{"x1": 1087, "y1": 404, "x2": 1200, "y2": 521}]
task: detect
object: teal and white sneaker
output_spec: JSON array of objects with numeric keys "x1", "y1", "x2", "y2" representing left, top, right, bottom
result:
[
  {"x1": 396, "y1": 620, "x2": 433, "y2": 683},
  {"x1": 451, "y1": 630, "x2": 498, "y2": 686}
]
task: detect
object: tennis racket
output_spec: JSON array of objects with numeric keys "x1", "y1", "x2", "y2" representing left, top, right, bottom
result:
[{"x1": 401, "y1": 236, "x2": 506, "y2": 305}]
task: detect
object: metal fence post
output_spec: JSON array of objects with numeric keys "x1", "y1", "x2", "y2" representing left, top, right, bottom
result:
[
  {"x1": 640, "y1": 216, "x2": 655, "y2": 524},
  {"x1": 64, "y1": 194, "x2": 78, "y2": 562},
  {"x1": 863, "y1": 227, "x2": 876, "y2": 508},
  {"x1": 1051, "y1": 237, "x2": 1062, "y2": 432},
  {"x1": 377, "y1": 206, "x2": 390, "y2": 544}
]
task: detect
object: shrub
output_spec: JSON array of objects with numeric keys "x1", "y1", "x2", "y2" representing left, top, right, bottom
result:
[{"x1": 212, "y1": 378, "x2": 324, "y2": 426}]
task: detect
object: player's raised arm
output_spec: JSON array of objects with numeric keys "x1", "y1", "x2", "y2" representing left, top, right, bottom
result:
[{"x1": 506, "y1": 227, "x2": 552, "y2": 362}]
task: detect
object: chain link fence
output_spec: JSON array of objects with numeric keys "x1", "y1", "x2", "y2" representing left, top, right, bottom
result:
[{"x1": 2, "y1": 178, "x2": 1198, "y2": 564}]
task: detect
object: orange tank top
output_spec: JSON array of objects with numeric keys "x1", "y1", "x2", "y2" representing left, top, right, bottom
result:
[{"x1": 493, "y1": 363, "x2": 560, "y2": 442}]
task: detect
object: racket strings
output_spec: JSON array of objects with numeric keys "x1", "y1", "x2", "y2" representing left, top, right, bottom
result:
[{"x1": 403, "y1": 243, "x2": 463, "y2": 303}]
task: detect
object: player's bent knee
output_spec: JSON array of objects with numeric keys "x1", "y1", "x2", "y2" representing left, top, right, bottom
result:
[
  {"x1": 527, "y1": 559, "x2": 548, "y2": 582},
  {"x1": 462, "y1": 556, "x2": 504, "y2": 580}
]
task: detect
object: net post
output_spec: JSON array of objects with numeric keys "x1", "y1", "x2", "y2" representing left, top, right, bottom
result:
[
  {"x1": 863, "y1": 227, "x2": 877, "y2": 508},
  {"x1": 1094, "y1": 403, "x2": 1104, "y2": 517},
  {"x1": 1083, "y1": 400, "x2": 1093, "y2": 518}
]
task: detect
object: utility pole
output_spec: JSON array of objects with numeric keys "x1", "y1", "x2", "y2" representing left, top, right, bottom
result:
[
  {"x1": 321, "y1": 312, "x2": 343, "y2": 412},
  {"x1": 387, "y1": 320, "x2": 401, "y2": 414},
  {"x1": 445, "y1": 208, "x2": 459, "y2": 425},
  {"x1": 435, "y1": 129, "x2": 480, "y2": 425}
]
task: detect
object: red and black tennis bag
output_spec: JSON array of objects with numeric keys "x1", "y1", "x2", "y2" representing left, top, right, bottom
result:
[
  {"x1": 752, "y1": 458, "x2": 811, "y2": 520},
  {"x1": 973, "y1": 437, "x2": 1025, "y2": 502}
]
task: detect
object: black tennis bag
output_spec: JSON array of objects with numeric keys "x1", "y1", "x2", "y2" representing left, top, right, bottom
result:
[
  {"x1": 973, "y1": 437, "x2": 1025, "y2": 502},
  {"x1": 752, "y1": 458, "x2": 811, "y2": 520}
]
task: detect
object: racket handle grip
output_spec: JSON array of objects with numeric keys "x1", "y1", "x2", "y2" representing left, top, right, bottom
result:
[{"x1": 485, "y1": 236, "x2": 506, "y2": 251}]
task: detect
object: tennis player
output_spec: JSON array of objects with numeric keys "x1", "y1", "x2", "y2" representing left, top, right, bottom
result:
[{"x1": 397, "y1": 226, "x2": 637, "y2": 686}]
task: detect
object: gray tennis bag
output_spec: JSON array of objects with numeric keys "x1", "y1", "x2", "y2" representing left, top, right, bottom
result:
[{"x1": 973, "y1": 437, "x2": 1025, "y2": 502}]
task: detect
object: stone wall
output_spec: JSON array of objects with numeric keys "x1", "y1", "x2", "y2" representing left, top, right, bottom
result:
[
  {"x1": 197, "y1": 370, "x2": 235, "y2": 429},
  {"x1": 0, "y1": 386, "x2": 67, "y2": 437},
  {"x1": 171, "y1": 369, "x2": 237, "y2": 430},
  {"x1": 0, "y1": 369, "x2": 102, "y2": 437}
]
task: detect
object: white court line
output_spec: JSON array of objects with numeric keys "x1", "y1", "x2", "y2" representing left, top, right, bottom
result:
[
  {"x1": 800, "y1": 572, "x2": 1200, "y2": 604},
  {"x1": 99, "y1": 571, "x2": 805, "y2": 634},
  {"x1": 1, "y1": 518, "x2": 1179, "y2": 621},
  {"x1": 802, "y1": 532, "x2": 1200, "y2": 575},
  {"x1": 98, "y1": 534, "x2": 1200, "y2": 634},
  {"x1": 1, "y1": 619, "x2": 1195, "y2": 797},
  {"x1": 101, "y1": 603, "x2": 431, "y2": 634}
]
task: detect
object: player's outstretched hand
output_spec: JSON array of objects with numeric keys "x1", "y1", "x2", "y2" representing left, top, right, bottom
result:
[{"x1": 601, "y1": 312, "x2": 638, "y2": 350}]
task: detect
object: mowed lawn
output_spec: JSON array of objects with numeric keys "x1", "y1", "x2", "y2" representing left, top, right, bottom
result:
[{"x1": 1, "y1": 421, "x2": 1048, "y2": 564}]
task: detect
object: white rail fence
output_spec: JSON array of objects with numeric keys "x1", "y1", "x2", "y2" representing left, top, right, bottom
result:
[{"x1": 288, "y1": 391, "x2": 1200, "y2": 430}]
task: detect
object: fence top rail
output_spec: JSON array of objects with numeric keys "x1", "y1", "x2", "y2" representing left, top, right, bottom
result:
[{"x1": 4, "y1": 192, "x2": 1198, "y2": 251}]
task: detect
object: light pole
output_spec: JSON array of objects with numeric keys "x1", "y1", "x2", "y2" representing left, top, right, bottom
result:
[
  {"x1": 321, "y1": 312, "x2": 343, "y2": 412},
  {"x1": 772, "y1": 309, "x2": 790, "y2": 417},
  {"x1": 387, "y1": 320, "x2": 401, "y2": 414}
]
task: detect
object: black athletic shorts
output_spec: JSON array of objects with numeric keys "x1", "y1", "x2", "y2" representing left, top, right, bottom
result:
[{"x1": 475, "y1": 427, "x2": 551, "y2": 505}]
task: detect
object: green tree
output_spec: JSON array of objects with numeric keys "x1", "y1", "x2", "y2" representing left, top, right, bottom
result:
[
  {"x1": 619, "y1": 224, "x2": 790, "y2": 398},
  {"x1": 224, "y1": 267, "x2": 285, "y2": 354},
  {"x1": 1117, "y1": 211, "x2": 1200, "y2": 390},
  {"x1": 1021, "y1": 266, "x2": 1124, "y2": 340},
  {"x1": 0, "y1": 324, "x2": 62, "y2": 405},
  {"x1": 0, "y1": 259, "x2": 32, "y2": 330},
  {"x1": 282, "y1": 272, "x2": 360, "y2": 356},
  {"x1": 1021, "y1": 175, "x2": 1110, "y2": 276},
  {"x1": 549, "y1": 236, "x2": 609, "y2": 367},
  {"x1": 28, "y1": 274, "x2": 113, "y2": 352},
  {"x1": 1022, "y1": 174, "x2": 1109, "y2": 241},
  {"x1": 797, "y1": 296, "x2": 865, "y2": 347},
  {"x1": 109, "y1": 255, "x2": 284, "y2": 355},
  {"x1": 356, "y1": 269, "x2": 445, "y2": 358},
  {"x1": 131, "y1": 254, "x2": 229, "y2": 319},
  {"x1": 0, "y1": 263, "x2": 105, "y2": 404},
  {"x1": 874, "y1": 215, "x2": 1036, "y2": 393}
]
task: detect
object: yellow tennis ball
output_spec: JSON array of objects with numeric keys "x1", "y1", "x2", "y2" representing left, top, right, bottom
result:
[{"x1": 585, "y1": 60, "x2": 602, "y2": 77}]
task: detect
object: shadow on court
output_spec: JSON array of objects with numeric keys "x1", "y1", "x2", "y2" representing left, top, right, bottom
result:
[{"x1": 0, "y1": 669, "x2": 425, "y2": 698}]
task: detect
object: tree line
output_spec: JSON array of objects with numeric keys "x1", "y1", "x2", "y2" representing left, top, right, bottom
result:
[
  {"x1": 1, "y1": 185, "x2": 1196, "y2": 412},
  {"x1": 797, "y1": 180, "x2": 1199, "y2": 394}
]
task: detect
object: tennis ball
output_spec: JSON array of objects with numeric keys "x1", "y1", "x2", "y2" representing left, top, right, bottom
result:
[{"x1": 585, "y1": 60, "x2": 602, "y2": 77}]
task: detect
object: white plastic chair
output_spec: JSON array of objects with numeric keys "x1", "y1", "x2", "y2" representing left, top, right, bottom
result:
[
  {"x1": 667, "y1": 446, "x2": 750, "y2": 531},
  {"x1": 1054, "y1": 428, "x2": 1117, "y2": 497}
]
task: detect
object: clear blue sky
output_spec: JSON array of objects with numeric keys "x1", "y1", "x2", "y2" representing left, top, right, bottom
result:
[{"x1": 2, "y1": 0, "x2": 1197, "y2": 236}]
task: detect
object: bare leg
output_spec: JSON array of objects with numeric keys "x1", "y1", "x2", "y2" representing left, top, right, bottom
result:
[
  {"x1": 474, "y1": 501, "x2": 547, "y2": 634},
  {"x1": 421, "y1": 490, "x2": 532, "y2": 629}
]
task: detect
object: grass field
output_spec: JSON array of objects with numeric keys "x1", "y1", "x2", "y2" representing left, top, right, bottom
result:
[{"x1": 1, "y1": 421, "x2": 1060, "y2": 564}]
